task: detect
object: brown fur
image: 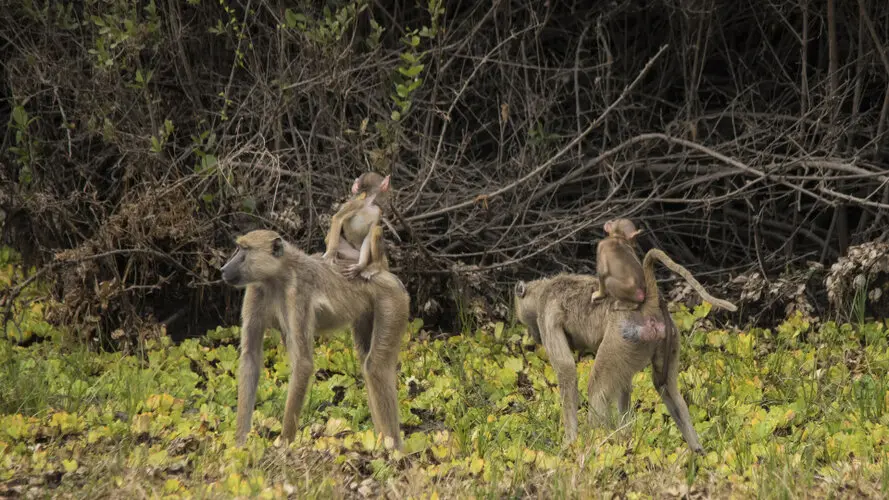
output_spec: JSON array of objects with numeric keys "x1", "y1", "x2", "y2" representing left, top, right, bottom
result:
[
  {"x1": 322, "y1": 172, "x2": 390, "y2": 280},
  {"x1": 221, "y1": 229, "x2": 409, "y2": 449},
  {"x1": 513, "y1": 249, "x2": 736, "y2": 453},
  {"x1": 591, "y1": 218, "x2": 646, "y2": 312}
]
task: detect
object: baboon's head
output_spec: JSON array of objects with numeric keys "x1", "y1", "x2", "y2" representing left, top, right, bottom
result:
[
  {"x1": 513, "y1": 280, "x2": 535, "y2": 318},
  {"x1": 351, "y1": 172, "x2": 390, "y2": 201},
  {"x1": 513, "y1": 280, "x2": 542, "y2": 344},
  {"x1": 604, "y1": 218, "x2": 642, "y2": 241},
  {"x1": 220, "y1": 230, "x2": 286, "y2": 288}
]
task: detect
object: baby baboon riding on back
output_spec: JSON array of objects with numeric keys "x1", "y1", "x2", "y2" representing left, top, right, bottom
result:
[{"x1": 322, "y1": 172, "x2": 391, "y2": 280}]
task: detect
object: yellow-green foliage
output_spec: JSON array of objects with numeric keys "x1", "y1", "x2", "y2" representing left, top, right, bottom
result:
[{"x1": 2, "y1": 270, "x2": 889, "y2": 497}]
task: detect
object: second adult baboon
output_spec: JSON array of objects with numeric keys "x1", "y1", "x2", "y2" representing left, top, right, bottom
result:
[
  {"x1": 221, "y1": 230, "x2": 409, "y2": 449},
  {"x1": 591, "y1": 218, "x2": 646, "y2": 310},
  {"x1": 322, "y1": 172, "x2": 390, "y2": 280},
  {"x1": 514, "y1": 249, "x2": 737, "y2": 453}
]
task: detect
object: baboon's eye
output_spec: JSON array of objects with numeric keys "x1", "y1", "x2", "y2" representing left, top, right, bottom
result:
[{"x1": 230, "y1": 246, "x2": 247, "y2": 260}]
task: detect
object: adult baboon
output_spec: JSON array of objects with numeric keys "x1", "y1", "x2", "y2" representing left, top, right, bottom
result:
[
  {"x1": 220, "y1": 230, "x2": 409, "y2": 448},
  {"x1": 514, "y1": 249, "x2": 737, "y2": 453}
]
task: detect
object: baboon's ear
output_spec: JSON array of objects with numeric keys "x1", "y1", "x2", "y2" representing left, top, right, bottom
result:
[
  {"x1": 514, "y1": 281, "x2": 527, "y2": 298},
  {"x1": 271, "y1": 237, "x2": 284, "y2": 257}
]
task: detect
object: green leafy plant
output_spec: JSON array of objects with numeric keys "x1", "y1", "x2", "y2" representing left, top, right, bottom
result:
[
  {"x1": 2, "y1": 258, "x2": 889, "y2": 497},
  {"x1": 87, "y1": 0, "x2": 161, "y2": 70},
  {"x1": 8, "y1": 105, "x2": 40, "y2": 187},
  {"x1": 389, "y1": 0, "x2": 443, "y2": 122}
]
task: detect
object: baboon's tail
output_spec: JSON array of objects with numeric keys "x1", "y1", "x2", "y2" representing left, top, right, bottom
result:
[{"x1": 642, "y1": 249, "x2": 738, "y2": 312}]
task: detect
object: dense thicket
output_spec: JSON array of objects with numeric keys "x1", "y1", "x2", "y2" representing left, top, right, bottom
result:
[{"x1": 2, "y1": 0, "x2": 888, "y2": 339}]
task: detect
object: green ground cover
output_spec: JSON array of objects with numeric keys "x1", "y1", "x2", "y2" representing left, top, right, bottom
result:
[{"x1": 2, "y1": 253, "x2": 888, "y2": 498}]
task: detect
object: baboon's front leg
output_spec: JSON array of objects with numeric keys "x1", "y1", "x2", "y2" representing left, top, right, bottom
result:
[
  {"x1": 322, "y1": 216, "x2": 343, "y2": 263},
  {"x1": 323, "y1": 207, "x2": 358, "y2": 263},
  {"x1": 344, "y1": 225, "x2": 375, "y2": 279},
  {"x1": 591, "y1": 276, "x2": 606, "y2": 303},
  {"x1": 540, "y1": 311, "x2": 580, "y2": 443},
  {"x1": 235, "y1": 288, "x2": 266, "y2": 446},
  {"x1": 280, "y1": 298, "x2": 316, "y2": 443},
  {"x1": 592, "y1": 251, "x2": 608, "y2": 303}
]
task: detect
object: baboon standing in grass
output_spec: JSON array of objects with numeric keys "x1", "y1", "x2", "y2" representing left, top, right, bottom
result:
[
  {"x1": 514, "y1": 249, "x2": 737, "y2": 453},
  {"x1": 221, "y1": 230, "x2": 409, "y2": 448}
]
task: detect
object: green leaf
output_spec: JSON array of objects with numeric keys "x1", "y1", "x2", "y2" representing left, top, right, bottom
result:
[
  {"x1": 503, "y1": 356, "x2": 523, "y2": 373},
  {"x1": 493, "y1": 322, "x2": 504, "y2": 340},
  {"x1": 11, "y1": 106, "x2": 28, "y2": 128},
  {"x1": 62, "y1": 459, "x2": 78, "y2": 473},
  {"x1": 391, "y1": 110, "x2": 401, "y2": 121},
  {"x1": 241, "y1": 196, "x2": 257, "y2": 214},
  {"x1": 407, "y1": 78, "x2": 423, "y2": 92},
  {"x1": 397, "y1": 64, "x2": 425, "y2": 78},
  {"x1": 403, "y1": 432, "x2": 428, "y2": 454},
  {"x1": 285, "y1": 9, "x2": 307, "y2": 28},
  {"x1": 201, "y1": 154, "x2": 218, "y2": 172}
]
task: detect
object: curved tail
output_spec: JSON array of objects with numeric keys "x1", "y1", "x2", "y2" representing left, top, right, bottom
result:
[{"x1": 641, "y1": 249, "x2": 738, "y2": 314}]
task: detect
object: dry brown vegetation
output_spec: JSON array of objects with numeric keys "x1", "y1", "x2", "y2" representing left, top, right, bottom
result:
[{"x1": 2, "y1": 0, "x2": 889, "y2": 340}]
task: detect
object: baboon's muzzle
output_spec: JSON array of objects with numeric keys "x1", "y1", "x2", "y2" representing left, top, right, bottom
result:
[
  {"x1": 220, "y1": 266, "x2": 240, "y2": 285},
  {"x1": 220, "y1": 250, "x2": 244, "y2": 286}
]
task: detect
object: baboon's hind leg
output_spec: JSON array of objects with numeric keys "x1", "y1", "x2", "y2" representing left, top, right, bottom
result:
[
  {"x1": 354, "y1": 306, "x2": 403, "y2": 449},
  {"x1": 586, "y1": 332, "x2": 637, "y2": 429},
  {"x1": 618, "y1": 387, "x2": 631, "y2": 419},
  {"x1": 651, "y1": 323, "x2": 704, "y2": 454}
]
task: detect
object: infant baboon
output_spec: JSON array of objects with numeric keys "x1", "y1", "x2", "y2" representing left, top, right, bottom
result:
[
  {"x1": 591, "y1": 218, "x2": 646, "y2": 311},
  {"x1": 221, "y1": 230, "x2": 409, "y2": 448},
  {"x1": 322, "y1": 172, "x2": 390, "y2": 280},
  {"x1": 514, "y1": 249, "x2": 737, "y2": 453}
]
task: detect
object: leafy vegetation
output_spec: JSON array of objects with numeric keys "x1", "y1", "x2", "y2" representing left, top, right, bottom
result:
[
  {"x1": 6, "y1": 0, "x2": 889, "y2": 341},
  {"x1": 2, "y1": 258, "x2": 889, "y2": 498}
]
